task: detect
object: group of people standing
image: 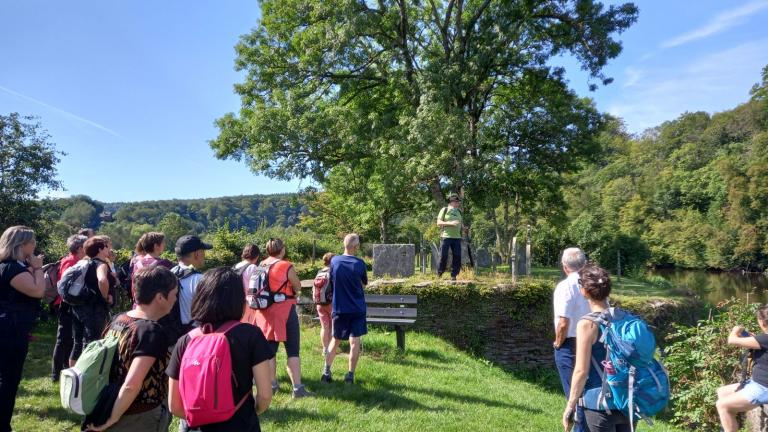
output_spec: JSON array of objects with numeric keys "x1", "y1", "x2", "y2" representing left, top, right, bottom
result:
[{"x1": 0, "y1": 225, "x2": 369, "y2": 432}]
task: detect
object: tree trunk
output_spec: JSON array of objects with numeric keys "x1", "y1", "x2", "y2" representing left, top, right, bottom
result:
[{"x1": 380, "y1": 213, "x2": 389, "y2": 243}]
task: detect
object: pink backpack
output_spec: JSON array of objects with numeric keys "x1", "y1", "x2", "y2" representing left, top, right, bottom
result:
[{"x1": 179, "y1": 321, "x2": 249, "y2": 427}]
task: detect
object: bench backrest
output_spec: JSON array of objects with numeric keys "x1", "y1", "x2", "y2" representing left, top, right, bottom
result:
[{"x1": 365, "y1": 294, "x2": 417, "y2": 319}]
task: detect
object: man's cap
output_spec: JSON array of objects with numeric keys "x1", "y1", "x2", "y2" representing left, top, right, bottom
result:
[
  {"x1": 175, "y1": 235, "x2": 213, "y2": 256},
  {"x1": 448, "y1": 194, "x2": 461, "y2": 203}
]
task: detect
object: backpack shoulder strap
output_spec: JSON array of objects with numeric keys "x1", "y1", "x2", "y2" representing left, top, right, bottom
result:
[
  {"x1": 440, "y1": 207, "x2": 448, "y2": 221},
  {"x1": 581, "y1": 311, "x2": 609, "y2": 327},
  {"x1": 217, "y1": 320, "x2": 242, "y2": 334}
]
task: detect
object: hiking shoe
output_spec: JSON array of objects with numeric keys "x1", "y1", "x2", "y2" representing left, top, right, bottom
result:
[
  {"x1": 292, "y1": 385, "x2": 313, "y2": 398},
  {"x1": 450, "y1": 276, "x2": 457, "y2": 282},
  {"x1": 344, "y1": 372, "x2": 355, "y2": 384},
  {"x1": 271, "y1": 381, "x2": 279, "y2": 394},
  {"x1": 320, "y1": 372, "x2": 332, "y2": 383}
]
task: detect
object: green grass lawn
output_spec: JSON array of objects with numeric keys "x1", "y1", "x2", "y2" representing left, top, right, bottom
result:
[{"x1": 15, "y1": 320, "x2": 685, "y2": 431}]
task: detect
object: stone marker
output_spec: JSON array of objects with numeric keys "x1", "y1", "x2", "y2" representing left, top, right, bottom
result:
[
  {"x1": 475, "y1": 248, "x2": 491, "y2": 268},
  {"x1": 372, "y1": 244, "x2": 415, "y2": 278}
]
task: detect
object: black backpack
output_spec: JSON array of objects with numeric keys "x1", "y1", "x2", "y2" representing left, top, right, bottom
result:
[{"x1": 161, "y1": 266, "x2": 201, "y2": 343}]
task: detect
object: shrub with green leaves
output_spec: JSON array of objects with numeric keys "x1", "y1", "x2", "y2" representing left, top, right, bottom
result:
[{"x1": 664, "y1": 298, "x2": 759, "y2": 430}]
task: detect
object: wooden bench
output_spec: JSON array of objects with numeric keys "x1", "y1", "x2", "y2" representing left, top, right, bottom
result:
[
  {"x1": 365, "y1": 294, "x2": 418, "y2": 351},
  {"x1": 298, "y1": 281, "x2": 417, "y2": 350}
]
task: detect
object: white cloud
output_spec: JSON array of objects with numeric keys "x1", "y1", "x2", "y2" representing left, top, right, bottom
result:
[
  {"x1": 661, "y1": 0, "x2": 768, "y2": 48},
  {"x1": 0, "y1": 85, "x2": 125, "y2": 140},
  {"x1": 608, "y1": 39, "x2": 768, "y2": 133}
]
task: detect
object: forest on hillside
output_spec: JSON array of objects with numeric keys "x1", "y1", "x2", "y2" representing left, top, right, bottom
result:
[
  {"x1": 42, "y1": 194, "x2": 305, "y2": 249},
  {"x1": 534, "y1": 90, "x2": 768, "y2": 271}
]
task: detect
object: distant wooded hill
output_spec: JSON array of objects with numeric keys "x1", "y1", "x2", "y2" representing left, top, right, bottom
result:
[{"x1": 44, "y1": 193, "x2": 305, "y2": 249}]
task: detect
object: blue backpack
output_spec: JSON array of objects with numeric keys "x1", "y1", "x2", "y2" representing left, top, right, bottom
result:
[{"x1": 581, "y1": 307, "x2": 670, "y2": 431}]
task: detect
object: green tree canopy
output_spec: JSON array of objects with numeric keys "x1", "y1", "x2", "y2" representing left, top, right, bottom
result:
[
  {"x1": 0, "y1": 113, "x2": 62, "y2": 230},
  {"x1": 211, "y1": 0, "x2": 638, "y2": 229}
]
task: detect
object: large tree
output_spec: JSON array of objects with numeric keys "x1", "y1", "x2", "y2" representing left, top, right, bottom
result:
[
  {"x1": 212, "y1": 0, "x2": 637, "y2": 236},
  {"x1": 0, "y1": 113, "x2": 63, "y2": 230}
]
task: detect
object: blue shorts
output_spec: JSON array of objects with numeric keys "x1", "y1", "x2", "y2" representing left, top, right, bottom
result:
[
  {"x1": 739, "y1": 379, "x2": 768, "y2": 404},
  {"x1": 332, "y1": 313, "x2": 367, "y2": 340}
]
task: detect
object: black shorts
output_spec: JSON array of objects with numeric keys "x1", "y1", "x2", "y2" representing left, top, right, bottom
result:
[
  {"x1": 332, "y1": 313, "x2": 367, "y2": 340},
  {"x1": 268, "y1": 306, "x2": 300, "y2": 358}
]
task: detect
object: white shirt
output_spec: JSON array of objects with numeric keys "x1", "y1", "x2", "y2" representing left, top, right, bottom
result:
[
  {"x1": 177, "y1": 262, "x2": 203, "y2": 325},
  {"x1": 553, "y1": 271, "x2": 591, "y2": 338}
]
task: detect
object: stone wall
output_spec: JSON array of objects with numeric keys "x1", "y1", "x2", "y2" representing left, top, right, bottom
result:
[{"x1": 298, "y1": 279, "x2": 703, "y2": 370}]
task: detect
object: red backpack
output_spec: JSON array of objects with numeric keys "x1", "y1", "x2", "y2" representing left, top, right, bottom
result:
[
  {"x1": 179, "y1": 321, "x2": 248, "y2": 427},
  {"x1": 312, "y1": 267, "x2": 333, "y2": 305}
]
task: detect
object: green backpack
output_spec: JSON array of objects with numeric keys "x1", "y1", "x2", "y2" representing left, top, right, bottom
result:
[{"x1": 60, "y1": 322, "x2": 125, "y2": 415}]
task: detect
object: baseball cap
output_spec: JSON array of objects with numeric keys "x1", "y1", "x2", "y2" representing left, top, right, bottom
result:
[
  {"x1": 448, "y1": 194, "x2": 461, "y2": 203},
  {"x1": 175, "y1": 235, "x2": 213, "y2": 256}
]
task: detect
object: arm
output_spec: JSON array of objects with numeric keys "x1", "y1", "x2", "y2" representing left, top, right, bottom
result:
[
  {"x1": 168, "y1": 378, "x2": 185, "y2": 418},
  {"x1": 554, "y1": 317, "x2": 569, "y2": 348},
  {"x1": 436, "y1": 208, "x2": 454, "y2": 227},
  {"x1": 96, "y1": 263, "x2": 111, "y2": 301},
  {"x1": 564, "y1": 320, "x2": 599, "y2": 422},
  {"x1": 10, "y1": 266, "x2": 45, "y2": 299},
  {"x1": 252, "y1": 359, "x2": 272, "y2": 415},
  {"x1": 287, "y1": 266, "x2": 301, "y2": 293},
  {"x1": 87, "y1": 356, "x2": 156, "y2": 431},
  {"x1": 728, "y1": 325, "x2": 762, "y2": 350}
]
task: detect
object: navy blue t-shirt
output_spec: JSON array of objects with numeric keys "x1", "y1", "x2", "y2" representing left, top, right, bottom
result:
[{"x1": 330, "y1": 255, "x2": 368, "y2": 315}]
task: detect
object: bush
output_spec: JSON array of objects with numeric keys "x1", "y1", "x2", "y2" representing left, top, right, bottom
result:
[
  {"x1": 664, "y1": 298, "x2": 758, "y2": 430},
  {"x1": 203, "y1": 225, "x2": 341, "y2": 269}
]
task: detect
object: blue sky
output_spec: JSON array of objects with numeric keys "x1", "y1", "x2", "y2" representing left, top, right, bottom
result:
[{"x1": 1, "y1": 1, "x2": 767, "y2": 203}]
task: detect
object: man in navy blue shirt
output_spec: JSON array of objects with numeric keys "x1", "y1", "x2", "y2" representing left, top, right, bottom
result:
[{"x1": 321, "y1": 233, "x2": 368, "y2": 384}]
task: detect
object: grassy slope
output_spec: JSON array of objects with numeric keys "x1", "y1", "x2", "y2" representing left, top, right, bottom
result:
[{"x1": 15, "y1": 321, "x2": 684, "y2": 432}]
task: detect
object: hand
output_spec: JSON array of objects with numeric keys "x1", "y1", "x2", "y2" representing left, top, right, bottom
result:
[
  {"x1": 732, "y1": 325, "x2": 745, "y2": 336},
  {"x1": 86, "y1": 418, "x2": 116, "y2": 431},
  {"x1": 28, "y1": 254, "x2": 44, "y2": 269},
  {"x1": 562, "y1": 406, "x2": 575, "y2": 431}
]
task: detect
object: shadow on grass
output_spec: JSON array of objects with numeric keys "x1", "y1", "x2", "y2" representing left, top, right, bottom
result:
[
  {"x1": 314, "y1": 377, "x2": 443, "y2": 412},
  {"x1": 503, "y1": 367, "x2": 563, "y2": 395},
  {"x1": 403, "y1": 383, "x2": 544, "y2": 413},
  {"x1": 260, "y1": 405, "x2": 340, "y2": 423},
  {"x1": 13, "y1": 402, "x2": 79, "y2": 426}
]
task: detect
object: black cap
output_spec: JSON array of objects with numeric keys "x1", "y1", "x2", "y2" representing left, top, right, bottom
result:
[
  {"x1": 175, "y1": 235, "x2": 213, "y2": 256},
  {"x1": 448, "y1": 194, "x2": 461, "y2": 203}
]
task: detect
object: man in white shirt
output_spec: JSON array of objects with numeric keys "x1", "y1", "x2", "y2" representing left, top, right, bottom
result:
[
  {"x1": 172, "y1": 235, "x2": 210, "y2": 327},
  {"x1": 552, "y1": 247, "x2": 589, "y2": 432}
]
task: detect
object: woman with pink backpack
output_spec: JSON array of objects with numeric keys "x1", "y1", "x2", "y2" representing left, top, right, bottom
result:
[{"x1": 167, "y1": 267, "x2": 273, "y2": 432}]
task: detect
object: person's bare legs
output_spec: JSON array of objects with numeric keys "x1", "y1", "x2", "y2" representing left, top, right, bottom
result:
[
  {"x1": 348, "y1": 336, "x2": 361, "y2": 373},
  {"x1": 286, "y1": 356, "x2": 302, "y2": 386},
  {"x1": 325, "y1": 338, "x2": 342, "y2": 369},
  {"x1": 716, "y1": 383, "x2": 757, "y2": 432},
  {"x1": 320, "y1": 323, "x2": 332, "y2": 355}
]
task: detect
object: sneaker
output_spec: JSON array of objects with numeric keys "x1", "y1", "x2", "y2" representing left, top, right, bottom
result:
[
  {"x1": 320, "y1": 372, "x2": 332, "y2": 383},
  {"x1": 344, "y1": 372, "x2": 355, "y2": 384},
  {"x1": 271, "y1": 381, "x2": 279, "y2": 394},
  {"x1": 292, "y1": 385, "x2": 313, "y2": 398}
]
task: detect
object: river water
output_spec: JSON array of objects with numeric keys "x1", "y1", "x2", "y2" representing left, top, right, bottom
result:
[{"x1": 649, "y1": 268, "x2": 768, "y2": 305}]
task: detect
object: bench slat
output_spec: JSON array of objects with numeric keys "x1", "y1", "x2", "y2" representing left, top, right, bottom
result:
[
  {"x1": 367, "y1": 307, "x2": 417, "y2": 318},
  {"x1": 367, "y1": 318, "x2": 416, "y2": 325},
  {"x1": 365, "y1": 294, "x2": 418, "y2": 304}
]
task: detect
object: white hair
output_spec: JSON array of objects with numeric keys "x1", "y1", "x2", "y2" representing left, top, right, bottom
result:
[
  {"x1": 561, "y1": 247, "x2": 586, "y2": 272},
  {"x1": 344, "y1": 233, "x2": 360, "y2": 249},
  {"x1": 67, "y1": 234, "x2": 88, "y2": 254}
]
